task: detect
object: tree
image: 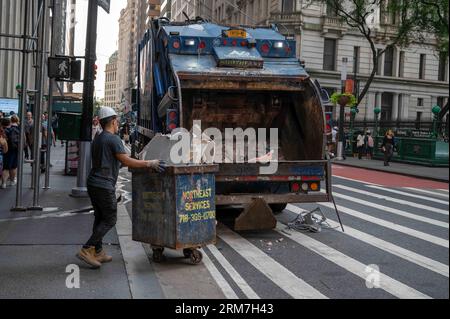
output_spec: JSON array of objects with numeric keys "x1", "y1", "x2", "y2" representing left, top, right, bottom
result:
[
  {"x1": 317, "y1": 0, "x2": 448, "y2": 108},
  {"x1": 389, "y1": 0, "x2": 449, "y2": 56}
]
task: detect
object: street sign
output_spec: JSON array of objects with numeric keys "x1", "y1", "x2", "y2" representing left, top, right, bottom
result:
[
  {"x1": 97, "y1": 0, "x2": 110, "y2": 13},
  {"x1": 48, "y1": 57, "x2": 71, "y2": 79}
]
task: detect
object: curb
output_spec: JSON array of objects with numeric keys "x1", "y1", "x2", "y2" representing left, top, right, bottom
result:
[{"x1": 332, "y1": 162, "x2": 449, "y2": 183}]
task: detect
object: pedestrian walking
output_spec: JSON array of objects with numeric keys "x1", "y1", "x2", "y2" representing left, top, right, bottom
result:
[
  {"x1": 24, "y1": 112, "x2": 34, "y2": 160},
  {"x1": 365, "y1": 131, "x2": 374, "y2": 160},
  {"x1": 77, "y1": 107, "x2": 166, "y2": 269},
  {"x1": 91, "y1": 116, "x2": 102, "y2": 141},
  {"x1": 356, "y1": 131, "x2": 365, "y2": 160},
  {"x1": 381, "y1": 130, "x2": 395, "y2": 166},
  {"x1": 0, "y1": 126, "x2": 8, "y2": 189},
  {"x1": 2, "y1": 116, "x2": 20, "y2": 187},
  {"x1": 51, "y1": 113, "x2": 59, "y2": 147}
]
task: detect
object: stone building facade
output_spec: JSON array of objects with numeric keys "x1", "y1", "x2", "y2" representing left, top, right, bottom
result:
[{"x1": 211, "y1": 0, "x2": 449, "y2": 123}]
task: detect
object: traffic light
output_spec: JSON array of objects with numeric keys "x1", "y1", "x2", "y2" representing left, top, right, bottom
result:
[
  {"x1": 325, "y1": 112, "x2": 333, "y2": 134},
  {"x1": 167, "y1": 109, "x2": 178, "y2": 132},
  {"x1": 94, "y1": 64, "x2": 98, "y2": 80}
]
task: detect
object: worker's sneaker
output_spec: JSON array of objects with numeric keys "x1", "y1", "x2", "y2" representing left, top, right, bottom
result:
[
  {"x1": 95, "y1": 249, "x2": 113, "y2": 263},
  {"x1": 77, "y1": 247, "x2": 102, "y2": 269}
]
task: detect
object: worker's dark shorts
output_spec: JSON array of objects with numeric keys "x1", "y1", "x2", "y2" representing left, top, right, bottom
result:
[{"x1": 3, "y1": 149, "x2": 18, "y2": 170}]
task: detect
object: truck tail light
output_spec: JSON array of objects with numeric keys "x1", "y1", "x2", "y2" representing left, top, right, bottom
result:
[
  {"x1": 291, "y1": 182, "x2": 300, "y2": 192},
  {"x1": 199, "y1": 41, "x2": 206, "y2": 49},
  {"x1": 261, "y1": 43, "x2": 270, "y2": 53},
  {"x1": 310, "y1": 182, "x2": 319, "y2": 191},
  {"x1": 173, "y1": 41, "x2": 180, "y2": 49}
]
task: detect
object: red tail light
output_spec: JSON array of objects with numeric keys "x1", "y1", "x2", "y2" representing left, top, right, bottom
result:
[
  {"x1": 199, "y1": 41, "x2": 206, "y2": 49},
  {"x1": 291, "y1": 182, "x2": 300, "y2": 192},
  {"x1": 173, "y1": 41, "x2": 180, "y2": 49},
  {"x1": 261, "y1": 43, "x2": 270, "y2": 54}
]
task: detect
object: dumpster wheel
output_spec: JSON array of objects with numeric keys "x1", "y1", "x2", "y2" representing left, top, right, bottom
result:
[
  {"x1": 189, "y1": 249, "x2": 203, "y2": 265},
  {"x1": 152, "y1": 248, "x2": 165, "y2": 263}
]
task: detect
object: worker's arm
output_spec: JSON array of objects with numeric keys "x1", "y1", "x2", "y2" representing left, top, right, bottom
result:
[{"x1": 115, "y1": 153, "x2": 165, "y2": 172}]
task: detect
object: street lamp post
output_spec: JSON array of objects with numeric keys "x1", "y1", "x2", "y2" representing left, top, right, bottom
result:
[
  {"x1": 432, "y1": 105, "x2": 442, "y2": 138},
  {"x1": 374, "y1": 107, "x2": 381, "y2": 139},
  {"x1": 336, "y1": 57, "x2": 348, "y2": 161}
]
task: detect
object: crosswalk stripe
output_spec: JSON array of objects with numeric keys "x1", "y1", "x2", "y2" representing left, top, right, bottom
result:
[
  {"x1": 319, "y1": 202, "x2": 449, "y2": 248},
  {"x1": 438, "y1": 189, "x2": 449, "y2": 193},
  {"x1": 274, "y1": 223, "x2": 432, "y2": 299},
  {"x1": 200, "y1": 248, "x2": 239, "y2": 299},
  {"x1": 217, "y1": 225, "x2": 328, "y2": 299},
  {"x1": 333, "y1": 185, "x2": 449, "y2": 215},
  {"x1": 404, "y1": 188, "x2": 449, "y2": 199},
  {"x1": 286, "y1": 204, "x2": 449, "y2": 278},
  {"x1": 366, "y1": 185, "x2": 449, "y2": 205},
  {"x1": 207, "y1": 245, "x2": 260, "y2": 299},
  {"x1": 331, "y1": 191, "x2": 449, "y2": 229}
]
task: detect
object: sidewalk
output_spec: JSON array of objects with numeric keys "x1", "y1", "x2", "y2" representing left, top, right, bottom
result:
[
  {"x1": 332, "y1": 155, "x2": 449, "y2": 182},
  {"x1": 0, "y1": 145, "x2": 133, "y2": 298}
]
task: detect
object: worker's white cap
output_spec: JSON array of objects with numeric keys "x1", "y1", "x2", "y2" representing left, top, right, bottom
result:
[{"x1": 98, "y1": 106, "x2": 117, "y2": 120}]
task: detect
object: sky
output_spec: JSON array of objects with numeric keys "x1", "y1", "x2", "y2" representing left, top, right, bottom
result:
[{"x1": 71, "y1": 0, "x2": 127, "y2": 99}]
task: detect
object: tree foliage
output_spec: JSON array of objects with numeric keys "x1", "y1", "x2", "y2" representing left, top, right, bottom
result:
[{"x1": 389, "y1": 0, "x2": 449, "y2": 56}]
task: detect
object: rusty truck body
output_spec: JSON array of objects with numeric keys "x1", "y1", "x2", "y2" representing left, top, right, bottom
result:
[{"x1": 134, "y1": 17, "x2": 333, "y2": 230}]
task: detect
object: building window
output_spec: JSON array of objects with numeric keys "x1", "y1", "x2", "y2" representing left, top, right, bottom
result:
[
  {"x1": 326, "y1": 4, "x2": 338, "y2": 17},
  {"x1": 282, "y1": 0, "x2": 295, "y2": 13},
  {"x1": 419, "y1": 54, "x2": 426, "y2": 79},
  {"x1": 438, "y1": 52, "x2": 447, "y2": 81},
  {"x1": 417, "y1": 98, "x2": 424, "y2": 107},
  {"x1": 376, "y1": 49, "x2": 383, "y2": 75},
  {"x1": 323, "y1": 38, "x2": 336, "y2": 71},
  {"x1": 398, "y1": 51, "x2": 405, "y2": 77},
  {"x1": 384, "y1": 46, "x2": 394, "y2": 76},
  {"x1": 415, "y1": 112, "x2": 422, "y2": 129},
  {"x1": 353, "y1": 46, "x2": 360, "y2": 74},
  {"x1": 381, "y1": 92, "x2": 393, "y2": 121}
]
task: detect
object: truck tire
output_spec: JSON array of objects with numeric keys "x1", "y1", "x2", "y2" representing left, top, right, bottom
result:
[{"x1": 269, "y1": 204, "x2": 287, "y2": 215}]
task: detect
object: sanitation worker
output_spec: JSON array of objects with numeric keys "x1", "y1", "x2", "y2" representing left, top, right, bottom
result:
[{"x1": 77, "y1": 106, "x2": 166, "y2": 269}]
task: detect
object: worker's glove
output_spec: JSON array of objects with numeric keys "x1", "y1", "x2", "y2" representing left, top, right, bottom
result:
[{"x1": 146, "y1": 160, "x2": 166, "y2": 173}]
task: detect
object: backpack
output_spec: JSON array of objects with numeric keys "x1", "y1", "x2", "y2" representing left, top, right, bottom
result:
[
  {"x1": 8, "y1": 126, "x2": 20, "y2": 150},
  {"x1": 367, "y1": 136, "x2": 374, "y2": 148}
]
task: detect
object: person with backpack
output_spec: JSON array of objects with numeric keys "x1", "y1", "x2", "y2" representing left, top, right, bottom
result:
[
  {"x1": 2, "y1": 115, "x2": 20, "y2": 188},
  {"x1": 0, "y1": 126, "x2": 8, "y2": 189},
  {"x1": 365, "y1": 131, "x2": 374, "y2": 159}
]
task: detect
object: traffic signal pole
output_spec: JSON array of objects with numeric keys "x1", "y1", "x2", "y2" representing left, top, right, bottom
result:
[{"x1": 71, "y1": 0, "x2": 98, "y2": 197}]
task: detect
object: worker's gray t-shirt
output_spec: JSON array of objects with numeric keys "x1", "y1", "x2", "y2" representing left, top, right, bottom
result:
[{"x1": 87, "y1": 131, "x2": 126, "y2": 190}]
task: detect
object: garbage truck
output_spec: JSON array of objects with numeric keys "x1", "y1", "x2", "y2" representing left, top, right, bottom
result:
[{"x1": 132, "y1": 17, "x2": 337, "y2": 231}]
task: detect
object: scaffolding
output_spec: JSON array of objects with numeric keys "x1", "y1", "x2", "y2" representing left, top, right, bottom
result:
[{"x1": 0, "y1": 0, "x2": 66, "y2": 210}]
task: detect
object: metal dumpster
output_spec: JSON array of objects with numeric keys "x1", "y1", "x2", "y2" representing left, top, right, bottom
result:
[{"x1": 130, "y1": 164, "x2": 219, "y2": 264}]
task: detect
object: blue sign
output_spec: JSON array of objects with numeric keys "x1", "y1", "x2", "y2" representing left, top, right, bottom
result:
[
  {"x1": 176, "y1": 174, "x2": 216, "y2": 245},
  {"x1": 0, "y1": 98, "x2": 19, "y2": 114}
]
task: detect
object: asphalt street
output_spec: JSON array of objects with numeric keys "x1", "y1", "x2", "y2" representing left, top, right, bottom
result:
[
  {"x1": 0, "y1": 144, "x2": 448, "y2": 299},
  {"x1": 118, "y1": 160, "x2": 449, "y2": 299}
]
